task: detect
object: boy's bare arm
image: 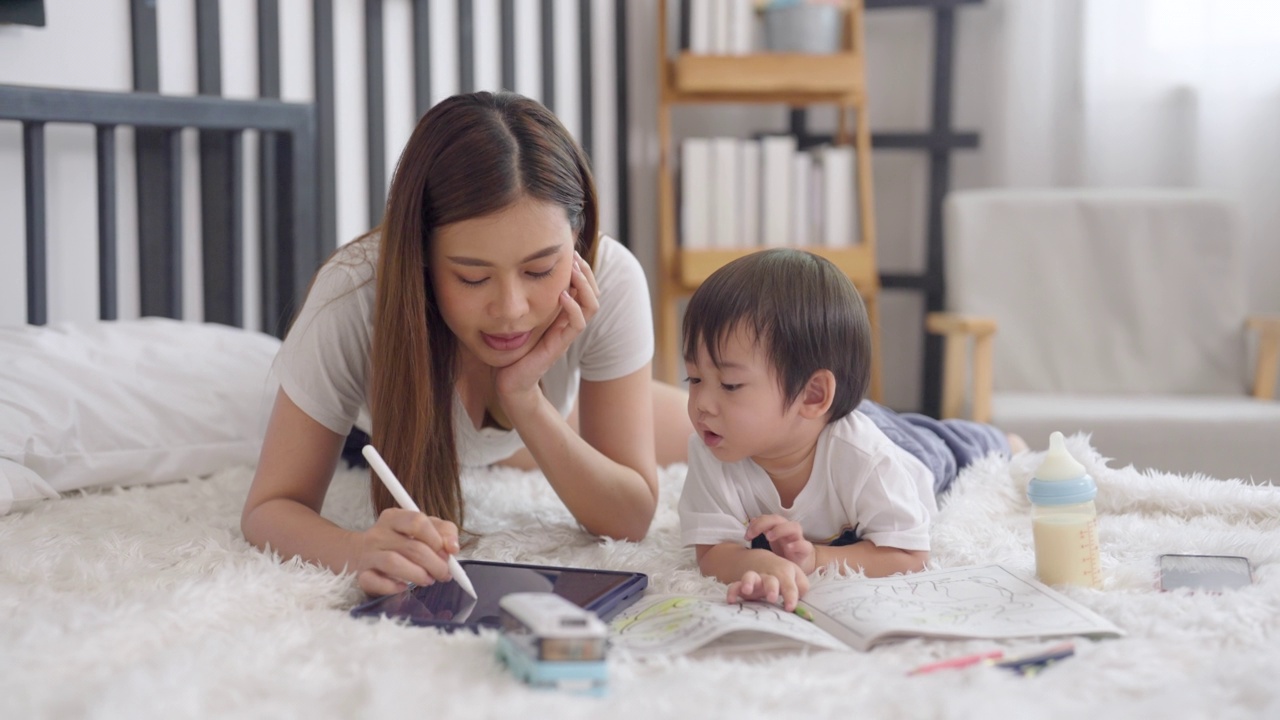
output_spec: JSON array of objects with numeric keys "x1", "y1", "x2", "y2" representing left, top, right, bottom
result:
[
  {"x1": 695, "y1": 542, "x2": 810, "y2": 610},
  {"x1": 813, "y1": 541, "x2": 928, "y2": 578},
  {"x1": 695, "y1": 542, "x2": 787, "y2": 583}
]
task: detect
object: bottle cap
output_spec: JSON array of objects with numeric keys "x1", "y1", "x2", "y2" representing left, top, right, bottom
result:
[{"x1": 1027, "y1": 431, "x2": 1097, "y2": 506}]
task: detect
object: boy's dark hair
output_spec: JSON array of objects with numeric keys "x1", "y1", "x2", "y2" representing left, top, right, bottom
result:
[{"x1": 682, "y1": 248, "x2": 871, "y2": 423}]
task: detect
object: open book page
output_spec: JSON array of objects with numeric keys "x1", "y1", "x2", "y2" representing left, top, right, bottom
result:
[
  {"x1": 608, "y1": 595, "x2": 849, "y2": 659},
  {"x1": 802, "y1": 564, "x2": 1125, "y2": 652}
]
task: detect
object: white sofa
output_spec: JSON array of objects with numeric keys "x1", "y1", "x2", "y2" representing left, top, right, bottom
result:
[{"x1": 927, "y1": 189, "x2": 1280, "y2": 483}]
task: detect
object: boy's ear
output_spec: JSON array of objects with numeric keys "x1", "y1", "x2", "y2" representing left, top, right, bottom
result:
[{"x1": 798, "y1": 369, "x2": 836, "y2": 420}]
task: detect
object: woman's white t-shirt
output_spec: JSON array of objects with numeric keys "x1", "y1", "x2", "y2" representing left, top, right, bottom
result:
[
  {"x1": 274, "y1": 235, "x2": 653, "y2": 468},
  {"x1": 678, "y1": 410, "x2": 938, "y2": 552}
]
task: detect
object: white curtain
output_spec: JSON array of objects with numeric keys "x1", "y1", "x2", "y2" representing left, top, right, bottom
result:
[{"x1": 976, "y1": 0, "x2": 1280, "y2": 313}]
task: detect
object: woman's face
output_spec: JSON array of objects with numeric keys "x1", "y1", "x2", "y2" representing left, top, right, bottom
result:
[{"x1": 429, "y1": 196, "x2": 576, "y2": 369}]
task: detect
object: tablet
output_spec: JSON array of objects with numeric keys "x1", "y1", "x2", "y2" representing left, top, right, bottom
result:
[{"x1": 348, "y1": 560, "x2": 648, "y2": 631}]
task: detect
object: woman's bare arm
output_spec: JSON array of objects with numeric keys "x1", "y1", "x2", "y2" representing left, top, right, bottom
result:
[
  {"x1": 241, "y1": 389, "x2": 358, "y2": 569},
  {"x1": 508, "y1": 365, "x2": 660, "y2": 541},
  {"x1": 242, "y1": 389, "x2": 458, "y2": 596}
]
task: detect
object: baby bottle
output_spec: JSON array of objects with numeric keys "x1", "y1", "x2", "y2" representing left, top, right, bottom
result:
[{"x1": 1026, "y1": 432, "x2": 1102, "y2": 588}]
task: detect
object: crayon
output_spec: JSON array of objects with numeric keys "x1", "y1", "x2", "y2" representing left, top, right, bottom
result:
[{"x1": 908, "y1": 649, "x2": 1004, "y2": 676}]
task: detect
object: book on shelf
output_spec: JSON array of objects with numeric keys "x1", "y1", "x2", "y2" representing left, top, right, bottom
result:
[
  {"x1": 608, "y1": 564, "x2": 1125, "y2": 658},
  {"x1": 739, "y1": 139, "x2": 762, "y2": 248},
  {"x1": 688, "y1": 0, "x2": 711, "y2": 54},
  {"x1": 760, "y1": 134, "x2": 796, "y2": 247},
  {"x1": 711, "y1": 0, "x2": 731, "y2": 55},
  {"x1": 688, "y1": 0, "x2": 754, "y2": 55},
  {"x1": 790, "y1": 151, "x2": 813, "y2": 246},
  {"x1": 680, "y1": 137, "x2": 712, "y2": 250},
  {"x1": 711, "y1": 137, "x2": 740, "y2": 249},
  {"x1": 817, "y1": 144, "x2": 857, "y2": 247},
  {"x1": 680, "y1": 134, "x2": 859, "y2": 251},
  {"x1": 727, "y1": 0, "x2": 754, "y2": 55}
]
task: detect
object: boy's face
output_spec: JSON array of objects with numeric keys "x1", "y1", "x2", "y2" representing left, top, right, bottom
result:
[{"x1": 684, "y1": 324, "x2": 804, "y2": 465}]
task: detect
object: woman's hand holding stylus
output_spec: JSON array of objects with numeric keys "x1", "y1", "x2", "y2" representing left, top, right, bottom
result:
[{"x1": 353, "y1": 509, "x2": 461, "y2": 597}]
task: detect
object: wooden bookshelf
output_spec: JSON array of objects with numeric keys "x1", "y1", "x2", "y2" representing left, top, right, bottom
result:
[
  {"x1": 670, "y1": 52, "x2": 863, "y2": 100},
  {"x1": 655, "y1": 0, "x2": 883, "y2": 402},
  {"x1": 676, "y1": 244, "x2": 877, "y2": 290}
]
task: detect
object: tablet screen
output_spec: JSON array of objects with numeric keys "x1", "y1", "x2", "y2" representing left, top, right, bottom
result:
[{"x1": 348, "y1": 560, "x2": 648, "y2": 631}]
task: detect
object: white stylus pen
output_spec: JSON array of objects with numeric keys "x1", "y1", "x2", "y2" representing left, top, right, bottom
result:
[{"x1": 361, "y1": 444, "x2": 478, "y2": 599}]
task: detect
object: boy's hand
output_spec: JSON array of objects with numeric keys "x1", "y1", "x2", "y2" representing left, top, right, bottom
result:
[
  {"x1": 724, "y1": 553, "x2": 810, "y2": 611},
  {"x1": 746, "y1": 515, "x2": 817, "y2": 574}
]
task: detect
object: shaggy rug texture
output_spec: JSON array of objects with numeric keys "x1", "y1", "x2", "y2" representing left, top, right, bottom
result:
[{"x1": 2, "y1": 434, "x2": 1278, "y2": 719}]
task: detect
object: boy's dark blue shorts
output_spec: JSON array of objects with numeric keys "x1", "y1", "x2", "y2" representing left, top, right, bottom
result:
[{"x1": 858, "y1": 400, "x2": 1010, "y2": 497}]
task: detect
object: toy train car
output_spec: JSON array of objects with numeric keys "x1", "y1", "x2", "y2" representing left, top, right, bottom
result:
[{"x1": 495, "y1": 592, "x2": 609, "y2": 695}]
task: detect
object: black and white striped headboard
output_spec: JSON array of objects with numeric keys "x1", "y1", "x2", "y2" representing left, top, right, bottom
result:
[
  {"x1": 1, "y1": 0, "x2": 631, "y2": 336},
  {"x1": 316, "y1": 0, "x2": 632, "y2": 253}
]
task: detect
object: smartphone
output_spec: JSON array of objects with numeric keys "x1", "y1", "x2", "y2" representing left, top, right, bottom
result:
[{"x1": 1159, "y1": 554, "x2": 1253, "y2": 592}]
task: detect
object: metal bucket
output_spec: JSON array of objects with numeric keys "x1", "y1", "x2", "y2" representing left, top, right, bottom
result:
[{"x1": 762, "y1": 4, "x2": 843, "y2": 54}]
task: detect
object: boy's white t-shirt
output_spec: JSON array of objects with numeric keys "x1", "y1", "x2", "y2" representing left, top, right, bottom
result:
[
  {"x1": 678, "y1": 409, "x2": 938, "y2": 552},
  {"x1": 274, "y1": 235, "x2": 653, "y2": 468}
]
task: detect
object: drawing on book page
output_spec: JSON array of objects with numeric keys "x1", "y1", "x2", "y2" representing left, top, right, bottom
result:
[
  {"x1": 609, "y1": 595, "x2": 846, "y2": 658},
  {"x1": 805, "y1": 565, "x2": 1103, "y2": 634}
]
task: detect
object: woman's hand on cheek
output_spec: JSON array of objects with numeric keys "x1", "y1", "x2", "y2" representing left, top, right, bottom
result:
[{"x1": 496, "y1": 252, "x2": 600, "y2": 417}]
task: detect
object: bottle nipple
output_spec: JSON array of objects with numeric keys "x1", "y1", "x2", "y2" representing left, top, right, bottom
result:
[
  {"x1": 1027, "y1": 431, "x2": 1096, "y2": 505},
  {"x1": 1034, "y1": 431, "x2": 1087, "y2": 481}
]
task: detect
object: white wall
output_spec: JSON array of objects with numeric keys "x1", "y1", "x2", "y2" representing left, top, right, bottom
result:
[{"x1": 14, "y1": 1, "x2": 1250, "y2": 411}]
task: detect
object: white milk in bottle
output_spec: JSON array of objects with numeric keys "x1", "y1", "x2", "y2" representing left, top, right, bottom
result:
[{"x1": 1026, "y1": 432, "x2": 1102, "y2": 588}]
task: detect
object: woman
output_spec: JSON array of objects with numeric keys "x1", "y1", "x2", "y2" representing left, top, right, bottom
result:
[{"x1": 242, "y1": 92, "x2": 691, "y2": 596}]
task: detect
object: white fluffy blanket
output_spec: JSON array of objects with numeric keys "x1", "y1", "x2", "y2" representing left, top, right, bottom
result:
[{"x1": 3, "y1": 435, "x2": 1278, "y2": 719}]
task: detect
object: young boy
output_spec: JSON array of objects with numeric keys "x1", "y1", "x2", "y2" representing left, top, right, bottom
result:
[{"x1": 677, "y1": 249, "x2": 1014, "y2": 611}]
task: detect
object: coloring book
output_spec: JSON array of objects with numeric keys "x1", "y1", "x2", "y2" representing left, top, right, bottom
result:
[{"x1": 608, "y1": 564, "x2": 1125, "y2": 656}]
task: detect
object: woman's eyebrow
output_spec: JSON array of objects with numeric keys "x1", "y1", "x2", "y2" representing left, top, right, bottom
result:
[{"x1": 447, "y1": 243, "x2": 564, "y2": 267}]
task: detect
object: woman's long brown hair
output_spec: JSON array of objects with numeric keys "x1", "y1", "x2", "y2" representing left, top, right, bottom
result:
[{"x1": 368, "y1": 91, "x2": 599, "y2": 529}]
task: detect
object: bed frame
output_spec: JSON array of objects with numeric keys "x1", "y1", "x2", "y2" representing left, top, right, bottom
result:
[
  {"x1": 0, "y1": 84, "x2": 317, "y2": 335},
  {"x1": 4, "y1": 0, "x2": 632, "y2": 338}
]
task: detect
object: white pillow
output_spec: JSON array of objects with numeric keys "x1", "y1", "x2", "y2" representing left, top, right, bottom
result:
[
  {"x1": 0, "y1": 458, "x2": 59, "y2": 515},
  {"x1": 0, "y1": 318, "x2": 281, "y2": 514}
]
